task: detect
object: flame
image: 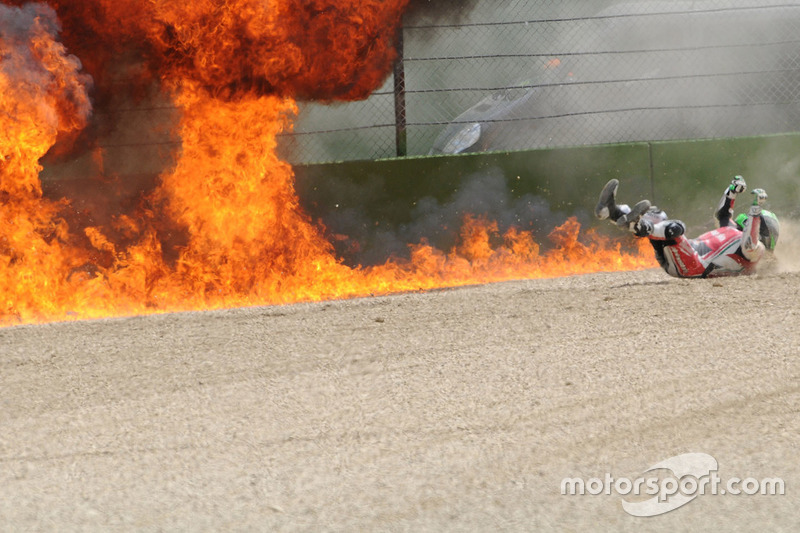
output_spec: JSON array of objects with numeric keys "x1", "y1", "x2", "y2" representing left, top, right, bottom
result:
[{"x1": 0, "y1": 1, "x2": 656, "y2": 326}]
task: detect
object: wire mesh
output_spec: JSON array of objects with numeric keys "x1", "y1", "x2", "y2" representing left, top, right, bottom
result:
[{"x1": 278, "y1": 1, "x2": 800, "y2": 165}]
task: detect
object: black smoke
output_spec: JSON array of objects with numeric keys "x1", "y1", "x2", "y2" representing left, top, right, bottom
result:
[
  {"x1": 300, "y1": 167, "x2": 582, "y2": 267},
  {"x1": 405, "y1": 0, "x2": 481, "y2": 25}
]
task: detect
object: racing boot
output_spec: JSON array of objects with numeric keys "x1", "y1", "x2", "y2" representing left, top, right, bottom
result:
[
  {"x1": 595, "y1": 179, "x2": 630, "y2": 222},
  {"x1": 631, "y1": 206, "x2": 668, "y2": 237},
  {"x1": 616, "y1": 199, "x2": 652, "y2": 231}
]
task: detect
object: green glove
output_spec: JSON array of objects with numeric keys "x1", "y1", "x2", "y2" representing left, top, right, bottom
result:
[{"x1": 751, "y1": 188, "x2": 767, "y2": 206}]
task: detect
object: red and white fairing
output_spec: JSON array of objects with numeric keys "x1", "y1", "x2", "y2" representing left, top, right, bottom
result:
[{"x1": 652, "y1": 211, "x2": 763, "y2": 278}]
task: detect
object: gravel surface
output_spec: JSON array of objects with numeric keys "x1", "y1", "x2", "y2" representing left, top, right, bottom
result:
[{"x1": 2, "y1": 265, "x2": 799, "y2": 531}]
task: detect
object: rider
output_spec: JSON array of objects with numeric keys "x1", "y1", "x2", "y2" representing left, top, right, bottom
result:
[{"x1": 595, "y1": 176, "x2": 780, "y2": 278}]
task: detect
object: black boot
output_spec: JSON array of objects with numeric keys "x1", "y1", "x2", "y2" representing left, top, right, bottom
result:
[{"x1": 595, "y1": 179, "x2": 628, "y2": 222}]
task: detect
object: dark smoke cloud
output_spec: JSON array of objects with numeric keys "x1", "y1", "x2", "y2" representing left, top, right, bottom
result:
[
  {"x1": 0, "y1": 3, "x2": 93, "y2": 160},
  {"x1": 404, "y1": 0, "x2": 482, "y2": 25},
  {"x1": 5, "y1": 0, "x2": 411, "y2": 104},
  {"x1": 305, "y1": 167, "x2": 582, "y2": 267}
]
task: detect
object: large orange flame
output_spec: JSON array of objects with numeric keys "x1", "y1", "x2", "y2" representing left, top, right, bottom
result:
[{"x1": 0, "y1": 1, "x2": 655, "y2": 326}]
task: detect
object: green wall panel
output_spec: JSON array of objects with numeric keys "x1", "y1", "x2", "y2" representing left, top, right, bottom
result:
[
  {"x1": 650, "y1": 134, "x2": 800, "y2": 230},
  {"x1": 295, "y1": 134, "x2": 800, "y2": 235},
  {"x1": 295, "y1": 144, "x2": 652, "y2": 227}
]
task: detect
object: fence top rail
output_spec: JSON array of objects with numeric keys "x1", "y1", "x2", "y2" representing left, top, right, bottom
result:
[{"x1": 403, "y1": 3, "x2": 800, "y2": 30}]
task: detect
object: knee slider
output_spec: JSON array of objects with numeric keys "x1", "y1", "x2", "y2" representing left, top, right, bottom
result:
[{"x1": 664, "y1": 220, "x2": 685, "y2": 239}]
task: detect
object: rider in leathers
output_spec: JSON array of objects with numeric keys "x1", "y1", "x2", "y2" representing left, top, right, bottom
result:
[{"x1": 595, "y1": 176, "x2": 779, "y2": 278}]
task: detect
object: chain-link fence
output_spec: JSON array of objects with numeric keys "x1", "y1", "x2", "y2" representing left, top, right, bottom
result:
[{"x1": 278, "y1": 0, "x2": 800, "y2": 165}]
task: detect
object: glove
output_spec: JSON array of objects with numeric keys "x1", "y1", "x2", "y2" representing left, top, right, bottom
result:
[
  {"x1": 728, "y1": 176, "x2": 746, "y2": 195},
  {"x1": 751, "y1": 188, "x2": 767, "y2": 206},
  {"x1": 748, "y1": 204, "x2": 762, "y2": 217}
]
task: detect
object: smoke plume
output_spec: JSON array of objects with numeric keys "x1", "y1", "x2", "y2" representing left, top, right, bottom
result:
[
  {"x1": 405, "y1": 0, "x2": 481, "y2": 24},
  {"x1": 310, "y1": 168, "x2": 577, "y2": 266}
]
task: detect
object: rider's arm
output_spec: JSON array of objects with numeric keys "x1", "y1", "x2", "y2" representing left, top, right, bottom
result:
[
  {"x1": 716, "y1": 176, "x2": 746, "y2": 228},
  {"x1": 740, "y1": 205, "x2": 765, "y2": 261}
]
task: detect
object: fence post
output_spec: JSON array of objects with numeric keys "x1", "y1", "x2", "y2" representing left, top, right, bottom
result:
[
  {"x1": 648, "y1": 142, "x2": 656, "y2": 203},
  {"x1": 393, "y1": 23, "x2": 408, "y2": 157}
]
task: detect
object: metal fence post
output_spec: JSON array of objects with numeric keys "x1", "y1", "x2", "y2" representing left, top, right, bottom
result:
[{"x1": 393, "y1": 24, "x2": 407, "y2": 157}]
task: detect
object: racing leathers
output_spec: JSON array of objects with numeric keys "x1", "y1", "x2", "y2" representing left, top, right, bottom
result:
[{"x1": 638, "y1": 179, "x2": 764, "y2": 278}]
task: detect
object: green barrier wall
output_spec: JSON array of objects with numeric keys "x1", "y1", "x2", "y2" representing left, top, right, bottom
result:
[
  {"x1": 295, "y1": 133, "x2": 800, "y2": 232},
  {"x1": 650, "y1": 134, "x2": 800, "y2": 228}
]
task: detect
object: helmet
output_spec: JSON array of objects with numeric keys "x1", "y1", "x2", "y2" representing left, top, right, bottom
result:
[
  {"x1": 734, "y1": 210, "x2": 780, "y2": 251},
  {"x1": 760, "y1": 209, "x2": 780, "y2": 251}
]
